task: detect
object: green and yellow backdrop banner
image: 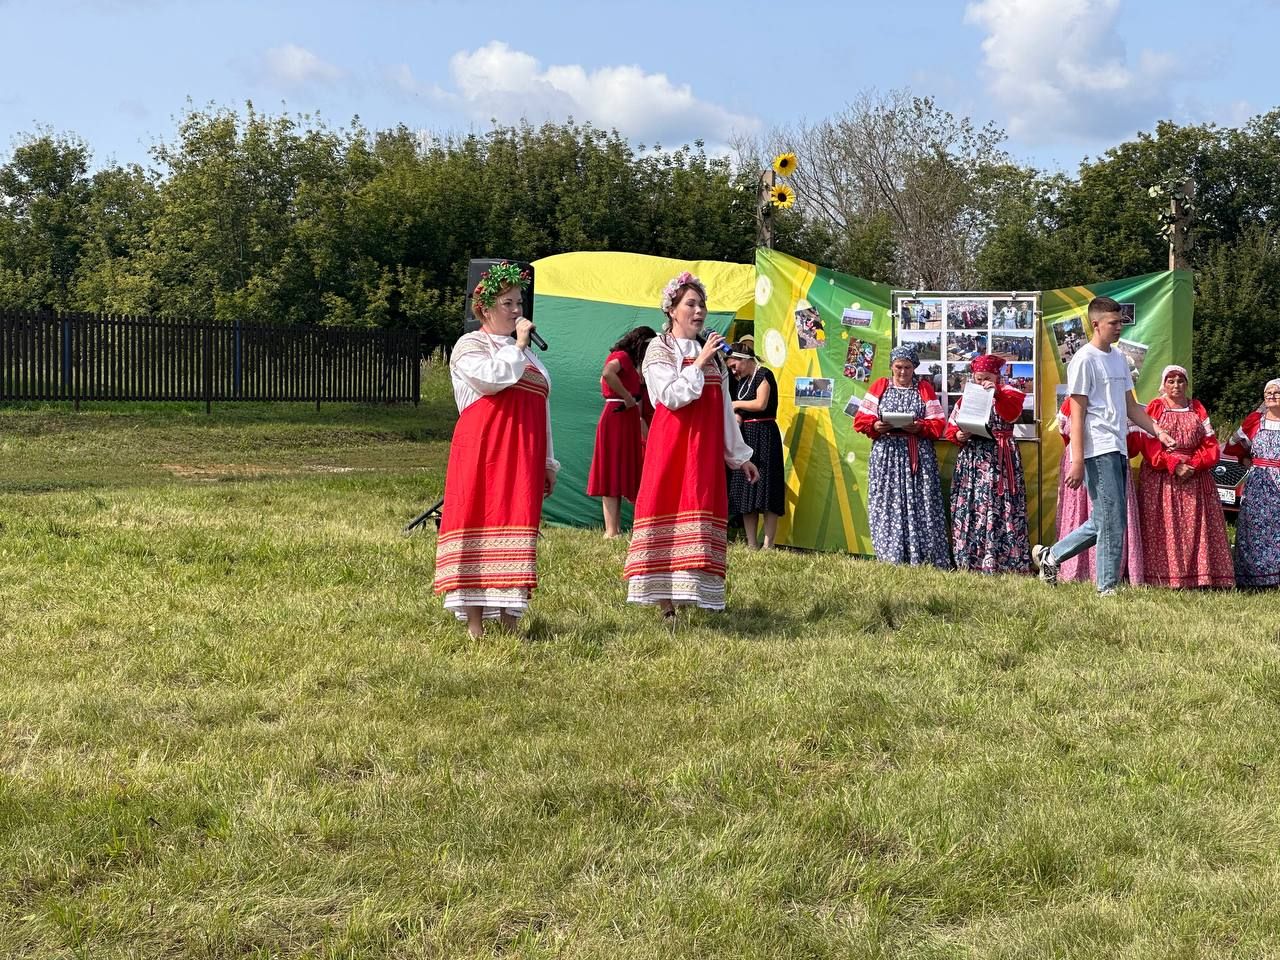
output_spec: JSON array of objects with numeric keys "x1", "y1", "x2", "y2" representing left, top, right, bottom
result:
[
  {"x1": 533, "y1": 252, "x2": 754, "y2": 529},
  {"x1": 524, "y1": 248, "x2": 1192, "y2": 553},
  {"x1": 752, "y1": 248, "x2": 894, "y2": 553}
]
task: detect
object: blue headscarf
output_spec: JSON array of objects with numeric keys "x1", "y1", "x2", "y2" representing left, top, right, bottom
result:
[{"x1": 890, "y1": 344, "x2": 920, "y2": 366}]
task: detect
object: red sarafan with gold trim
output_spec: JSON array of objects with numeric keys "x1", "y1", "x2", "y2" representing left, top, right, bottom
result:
[
  {"x1": 624, "y1": 357, "x2": 728, "y2": 583},
  {"x1": 433, "y1": 361, "x2": 549, "y2": 595}
]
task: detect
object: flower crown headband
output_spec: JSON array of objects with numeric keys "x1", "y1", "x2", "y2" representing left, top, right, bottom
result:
[
  {"x1": 473, "y1": 261, "x2": 531, "y2": 309},
  {"x1": 660, "y1": 271, "x2": 707, "y2": 313}
]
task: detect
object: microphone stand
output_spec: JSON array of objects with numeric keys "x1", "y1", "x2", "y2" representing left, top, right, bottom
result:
[{"x1": 403, "y1": 497, "x2": 444, "y2": 535}]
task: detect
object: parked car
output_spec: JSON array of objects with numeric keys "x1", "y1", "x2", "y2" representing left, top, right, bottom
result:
[{"x1": 1214, "y1": 454, "x2": 1249, "y2": 520}]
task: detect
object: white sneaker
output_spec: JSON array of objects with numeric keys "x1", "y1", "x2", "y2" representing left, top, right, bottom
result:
[
  {"x1": 1031, "y1": 544, "x2": 1058, "y2": 585},
  {"x1": 1098, "y1": 587, "x2": 1117, "y2": 596}
]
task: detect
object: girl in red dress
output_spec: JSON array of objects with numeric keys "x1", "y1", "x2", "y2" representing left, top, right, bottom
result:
[
  {"x1": 432, "y1": 263, "x2": 559, "y2": 638},
  {"x1": 587, "y1": 325, "x2": 657, "y2": 537},
  {"x1": 624, "y1": 272, "x2": 758, "y2": 619},
  {"x1": 1136, "y1": 364, "x2": 1234, "y2": 588}
]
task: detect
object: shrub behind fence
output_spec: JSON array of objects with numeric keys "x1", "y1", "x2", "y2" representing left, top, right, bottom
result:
[{"x1": 0, "y1": 311, "x2": 420, "y2": 409}]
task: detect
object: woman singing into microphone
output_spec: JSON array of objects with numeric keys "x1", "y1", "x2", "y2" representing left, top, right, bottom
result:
[
  {"x1": 624, "y1": 272, "x2": 758, "y2": 620},
  {"x1": 432, "y1": 262, "x2": 559, "y2": 638}
]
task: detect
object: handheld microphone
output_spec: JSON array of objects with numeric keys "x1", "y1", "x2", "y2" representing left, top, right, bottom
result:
[
  {"x1": 697, "y1": 332, "x2": 733, "y2": 355},
  {"x1": 527, "y1": 325, "x2": 548, "y2": 351}
]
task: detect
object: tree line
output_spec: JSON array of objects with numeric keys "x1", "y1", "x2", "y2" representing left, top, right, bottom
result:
[{"x1": 3, "y1": 95, "x2": 1279, "y2": 421}]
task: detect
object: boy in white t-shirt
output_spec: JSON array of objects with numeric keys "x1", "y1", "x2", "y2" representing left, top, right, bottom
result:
[{"x1": 1032, "y1": 297, "x2": 1176, "y2": 594}]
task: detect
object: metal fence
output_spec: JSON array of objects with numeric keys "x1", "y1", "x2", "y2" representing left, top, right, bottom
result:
[{"x1": 0, "y1": 311, "x2": 420, "y2": 410}]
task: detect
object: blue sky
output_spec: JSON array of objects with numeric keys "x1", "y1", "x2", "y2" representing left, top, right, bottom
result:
[{"x1": 1, "y1": 0, "x2": 1277, "y2": 174}]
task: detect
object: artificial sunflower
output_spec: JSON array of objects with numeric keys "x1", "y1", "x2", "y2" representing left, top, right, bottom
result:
[
  {"x1": 772, "y1": 152, "x2": 797, "y2": 177},
  {"x1": 770, "y1": 184, "x2": 796, "y2": 209}
]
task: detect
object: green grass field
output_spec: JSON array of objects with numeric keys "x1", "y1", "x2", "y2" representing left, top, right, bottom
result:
[{"x1": 3, "y1": 372, "x2": 1280, "y2": 958}]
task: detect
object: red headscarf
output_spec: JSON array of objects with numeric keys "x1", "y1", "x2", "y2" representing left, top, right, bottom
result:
[{"x1": 971, "y1": 354, "x2": 1005, "y2": 376}]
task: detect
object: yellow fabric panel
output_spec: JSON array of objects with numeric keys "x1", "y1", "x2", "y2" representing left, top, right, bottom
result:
[{"x1": 534, "y1": 251, "x2": 754, "y2": 314}]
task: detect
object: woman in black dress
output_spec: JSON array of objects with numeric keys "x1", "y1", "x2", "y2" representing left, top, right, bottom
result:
[{"x1": 727, "y1": 342, "x2": 785, "y2": 548}]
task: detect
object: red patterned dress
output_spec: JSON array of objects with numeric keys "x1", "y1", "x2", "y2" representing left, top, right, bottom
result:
[
  {"x1": 433, "y1": 331, "x2": 559, "y2": 621},
  {"x1": 1137, "y1": 397, "x2": 1234, "y2": 588},
  {"x1": 624, "y1": 335, "x2": 753, "y2": 609},
  {"x1": 587, "y1": 349, "x2": 645, "y2": 502}
]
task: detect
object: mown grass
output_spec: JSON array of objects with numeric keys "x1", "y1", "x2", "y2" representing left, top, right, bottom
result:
[{"x1": 2, "y1": 376, "x2": 1280, "y2": 958}]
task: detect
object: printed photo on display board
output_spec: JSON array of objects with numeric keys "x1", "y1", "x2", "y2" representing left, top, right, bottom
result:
[
  {"x1": 1120, "y1": 302, "x2": 1136, "y2": 325},
  {"x1": 794, "y1": 300, "x2": 824, "y2": 349},
  {"x1": 1116, "y1": 338, "x2": 1148, "y2": 378},
  {"x1": 795, "y1": 377, "x2": 834, "y2": 407},
  {"x1": 898, "y1": 329, "x2": 942, "y2": 361},
  {"x1": 1051, "y1": 315, "x2": 1087, "y2": 368},
  {"x1": 843, "y1": 394, "x2": 862, "y2": 417},
  {"x1": 1004, "y1": 362, "x2": 1036, "y2": 421},
  {"x1": 990, "y1": 331, "x2": 1035, "y2": 363},
  {"x1": 992, "y1": 298, "x2": 1035, "y2": 331},
  {"x1": 947, "y1": 331, "x2": 987, "y2": 361},
  {"x1": 917, "y1": 361, "x2": 944, "y2": 395},
  {"x1": 947, "y1": 362, "x2": 972, "y2": 394},
  {"x1": 843, "y1": 338, "x2": 876, "y2": 381},
  {"x1": 841, "y1": 307, "x2": 873, "y2": 327},
  {"x1": 897, "y1": 297, "x2": 943, "y2": 331},
  {"x1": 945, "y1": 298, "x2": 989, "y2": 330}
]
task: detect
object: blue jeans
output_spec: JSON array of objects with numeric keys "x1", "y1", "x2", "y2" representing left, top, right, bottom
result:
[{"x1": 1051, "y1": 451, "x2": 1128, "y2": 592}]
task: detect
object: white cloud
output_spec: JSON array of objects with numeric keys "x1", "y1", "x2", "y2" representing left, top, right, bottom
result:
[
  {"x1": 262, "y1": 44, "x2": 345, "y2": 89},
  {"x1": 410, "y1": 41, "x2": 758, "y2": 147},
  {"x1": 964, "y1": 0, "x2": 1176, "y2": 143}
]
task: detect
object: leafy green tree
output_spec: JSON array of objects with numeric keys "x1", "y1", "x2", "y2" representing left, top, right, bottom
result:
[
  {"x1": 0, "y1": 132, "x2": 95, "y2": 310},
  {"x1": 1192, "y1": 227, "x2": 1280, "y2": 425}
]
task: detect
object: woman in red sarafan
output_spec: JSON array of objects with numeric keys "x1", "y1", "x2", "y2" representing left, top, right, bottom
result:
[
  {"x1": 1136, "y1": 364, "x2": 1234, "y2": 588},
  {"x1": 587, "y1": 325, "x2": 656, "y2": 537},
  {"x1": 624, "y1": 272, "x2": 758, "y2": 620},
  {"x1": 943, "y1": 353, "x2": 1030, "y2": 574},
  {"x1": 432, "y1": 262, "x2": 560, "y2": 638}
]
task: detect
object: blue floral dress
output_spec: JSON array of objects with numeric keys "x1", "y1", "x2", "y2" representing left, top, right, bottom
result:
[
  {"x1": 866, "y1": 383, "x2": 951, "y2": 567},
  {"x1": 1235, "y1": 420, "x2": 1280, "y2": 589},
  {"x1": 948, "y1": 401, "x2": 1031, "y2": 574}
]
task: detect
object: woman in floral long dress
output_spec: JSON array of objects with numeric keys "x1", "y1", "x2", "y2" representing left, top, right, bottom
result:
[
  {"x1": 853, "y1": 345, "x2": 950, "y2": 567},
  {"x1": 1225, "y1": 377, "x2": 1280, "y2": 589},
  {"x1": 943, "y1": 353, "x2": 1030, "y2": 574},
  {"x1": 1136, "y1": 365, "x2": 1234, "y2": 588}
]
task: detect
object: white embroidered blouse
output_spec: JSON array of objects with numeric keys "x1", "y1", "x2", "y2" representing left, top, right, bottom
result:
[{"x1": 448, "y1": 331, "x2": 560, "y2": 473}]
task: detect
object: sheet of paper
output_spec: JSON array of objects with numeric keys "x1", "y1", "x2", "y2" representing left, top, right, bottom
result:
[
  {"x1": 956, "y1": 382, "x2": 994, "y2": 439},
  {"x1": 881, "y1": 410, "x2": 916, "y2": 428}
]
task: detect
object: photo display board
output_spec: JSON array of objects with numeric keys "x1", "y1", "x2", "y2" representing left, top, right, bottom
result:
[{"x1": 893, "y1": 292, "x2": 1039, "y2": 434}]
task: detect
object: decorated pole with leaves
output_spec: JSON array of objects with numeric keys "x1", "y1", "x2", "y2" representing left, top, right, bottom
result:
[
  {"x1": 756, "y1": 168, "x2": 776, "y2": 249},
  {"x1": 756, "y1": 152, "x2": 797, "y2": 249},
  {"x1": 1150, "y1": 178, "x2": 1195, "y2": 271}
]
